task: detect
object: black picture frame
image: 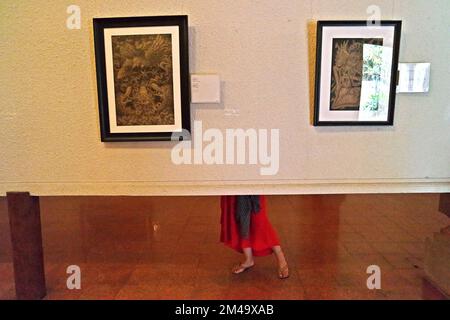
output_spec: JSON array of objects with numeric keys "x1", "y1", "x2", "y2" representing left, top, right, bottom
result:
[
  {"x1": 93, "y1": 15, "x2": 190, "y2": 141},
  {"x1": 313, "y1": 20, "x2": 402, "y2": 126}
]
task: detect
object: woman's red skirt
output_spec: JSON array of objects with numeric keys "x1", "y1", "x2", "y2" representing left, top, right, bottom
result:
[{"x1": 220, "y1": 195, "x2": 280, "y2": 257}]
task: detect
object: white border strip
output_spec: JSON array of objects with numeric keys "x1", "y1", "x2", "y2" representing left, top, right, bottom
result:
[{"x1": 1, "y1": 179, "x2": 449, "y2": 196}]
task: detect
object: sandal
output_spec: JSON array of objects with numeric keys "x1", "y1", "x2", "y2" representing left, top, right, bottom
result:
[
  {"x1": 232, "y1": 262, "x2": 254, "y2": 274},
  {"x1": 278, "y1": 264, "x2": 289, "y2": 279}
]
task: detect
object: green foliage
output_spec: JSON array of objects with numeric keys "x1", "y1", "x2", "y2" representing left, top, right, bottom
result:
[{"x1": 362, "y1": 45, "x2": 383, "y2": 82}]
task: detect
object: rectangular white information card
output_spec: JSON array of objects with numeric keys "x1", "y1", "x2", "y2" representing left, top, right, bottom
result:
[
  {"x1": 397, "y1": 63, "x2": 430, "y2": 93},
  {"x1": 191, "y1": 74, "x2": 221, "y2": 103}
]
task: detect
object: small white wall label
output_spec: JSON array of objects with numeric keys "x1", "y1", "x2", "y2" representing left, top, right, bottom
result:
[
  {"x1": 397, "y1": 63, "x2": 430, "y2": 93},
  {"x1": 191, "y1": 74, "x2": 221, "y2": 104}
]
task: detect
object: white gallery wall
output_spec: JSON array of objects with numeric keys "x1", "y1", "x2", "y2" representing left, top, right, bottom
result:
[{"x1": 0, "y1": 0, "x2": 449, "y2": 195}]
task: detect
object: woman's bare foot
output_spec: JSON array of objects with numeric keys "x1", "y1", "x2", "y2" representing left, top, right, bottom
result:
[
  {"x1": 232, "y1": 260, "x2": 255, "y2": 274},
  {"x1": 278, "y1": 263, "x2": 289, "y2": 279},
  {"x1": 272, "y1": 246, "x2": 289, "y2": 279}
]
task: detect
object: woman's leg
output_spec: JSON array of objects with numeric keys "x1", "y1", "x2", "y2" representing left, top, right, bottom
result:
[
  {"x1": 272, "y1": 246, "x2": 287, "y2": 267},
  {"x1": 242, "y1": 247, "x2": 254, "y2": 266}
]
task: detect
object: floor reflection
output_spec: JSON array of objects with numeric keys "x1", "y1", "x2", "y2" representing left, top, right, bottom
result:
[{"x1": 0, "y1": 194, "x2": 448, "y2": 300}]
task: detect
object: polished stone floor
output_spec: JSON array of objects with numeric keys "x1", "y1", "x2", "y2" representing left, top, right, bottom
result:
[{"x1": 0, "y1": 194, "x2": 448, "y2": 300}]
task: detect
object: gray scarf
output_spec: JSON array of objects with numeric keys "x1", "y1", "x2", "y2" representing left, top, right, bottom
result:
[{"x1": 235, "y1": 195, "x2": 261, "y2": 239}]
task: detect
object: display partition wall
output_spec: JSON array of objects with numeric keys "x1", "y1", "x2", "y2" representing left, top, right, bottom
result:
[{"x1": 2, "y1": 9, "x2": 449, "y2": 300}]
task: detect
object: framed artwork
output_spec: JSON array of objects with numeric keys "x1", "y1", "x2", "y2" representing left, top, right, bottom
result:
[
  {"x1": 93, "y1": 16, "x2": 190, "y2": 141},
  {"x1": 313, "y1": 21, "x2": 402, "y2": 126}
]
